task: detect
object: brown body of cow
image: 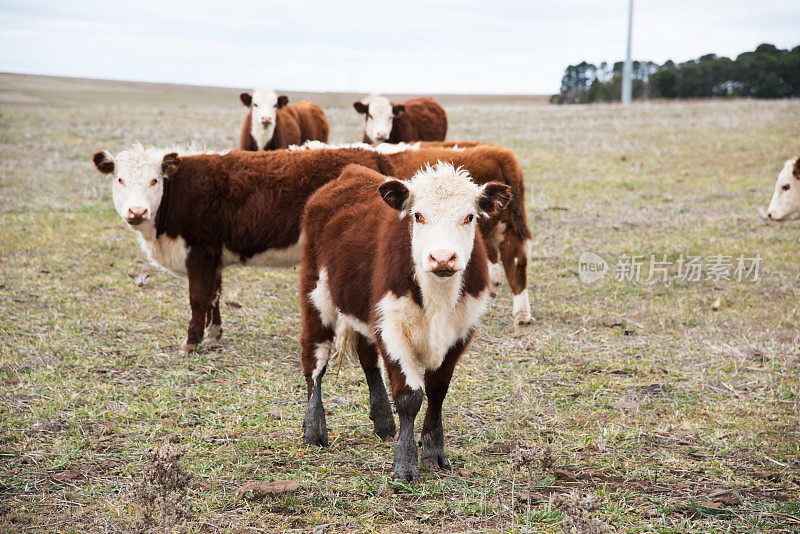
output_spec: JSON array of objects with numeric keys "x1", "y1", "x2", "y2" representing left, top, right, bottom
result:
[
  {"x1": 240, "y1": 98, "x2": 329, "y2": 151},
  {"x1": 356, "y1": 97, "x2": 447, "y2": 144},
  {"x1": 299, "y1": 163, "x2": 509, "y2": 481},
  {"x1": 96, "y1": 147, "x2": 392, "y2": 353},
  {"x1": 386, "y1": 144, "x2": 533, "y2": 325}
]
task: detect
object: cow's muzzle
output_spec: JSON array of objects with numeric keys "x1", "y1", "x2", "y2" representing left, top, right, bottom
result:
[
  {"x1": 126, "y1": 206, "x2": 149, "y2": 225},
  {"x1": 428, "y1": 250, "x2": 459, "y2": 277}
]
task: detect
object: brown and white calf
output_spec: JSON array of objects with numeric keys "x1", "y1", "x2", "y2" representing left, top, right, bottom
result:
[
  {"x1": 300, "y1": 162, "x2": 510, "y2": 481},
  {"x1": 92, "y1": 144, "x2": 392, "y2": 352},
  {"x1": 353, "y1": 95, "x2": 447, "y2": 144},
  {"x1": 239, "y1": 88, "x2": 329, "y2": 151},
  {"x1": 386, "y1": 143, "x2": 533, "y2": 325},
  {"x1": 766, "y1": 156, "x2": 800, "y2": 221}
]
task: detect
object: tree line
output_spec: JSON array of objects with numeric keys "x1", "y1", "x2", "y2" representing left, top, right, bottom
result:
[{"x1": 552, "y1": 43, "x2": 800, "y2": 104}]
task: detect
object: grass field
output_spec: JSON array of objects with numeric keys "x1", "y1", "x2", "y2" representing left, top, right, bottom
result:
[{"x1": 0, "y1": 73, "x2": 798, "y2": 533}]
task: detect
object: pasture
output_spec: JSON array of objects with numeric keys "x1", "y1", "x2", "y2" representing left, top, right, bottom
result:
[{"x1": 1, "y1": 73, "x2": 798, "y2": 533}]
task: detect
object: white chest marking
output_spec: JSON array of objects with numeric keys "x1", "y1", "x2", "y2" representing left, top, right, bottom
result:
[
  {"x1": 376, "y1": 288, "x2": 488, "y2": 390},
  {"x1": 136, "y1": 226, "x2": 189, "y2": 276}
]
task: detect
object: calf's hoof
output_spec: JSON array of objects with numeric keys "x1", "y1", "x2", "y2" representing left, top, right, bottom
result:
[
  {"x1": 514, "y1": 314, "x2": 533, "y2": 327},
  {"x1": 302, "y1": 407, "x2": 329, "y2": 447},
  {"x1": 421, "y1": 452, "x2": 452, "y2": 471},
  {"x1": 205, "y1": 337, "x2": 222, "y2": 349},
  {"x1": 179, "y1": 342, "x2": 197, "y2": 354},
  {"x1": 392, "y1": 461, "x2": 419, "y2": 483},
  {"x1": 374, "y1": 420, "x2": 396, "y2": 442}
]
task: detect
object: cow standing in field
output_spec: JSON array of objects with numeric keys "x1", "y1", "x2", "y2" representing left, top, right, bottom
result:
[
  {"x1": 766, "y1": 156, "x2": 800, "y2": 221},
  {"x1": 386, "y1": 143, "x2": 533, "y2": 325},
  {"x1": 239, "y1": 88, "x2": 329, "y2": 151},
  {"x1": 300, "y1": 162, "x2": 510, "y2": 481},
  {"x1": 353, "y1": 95, "x2": 447, "y2": 144},
  {"x1": 288, "y1": 140, "x2": 534, "y2": 325},
  {"x1": 92, "y1": 144, "x2": 392, "y2": 352}
]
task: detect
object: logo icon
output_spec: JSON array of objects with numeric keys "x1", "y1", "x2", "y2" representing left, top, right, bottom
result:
[{"x1": 578, "y1": 252, "x2": 608, "y2": 284}]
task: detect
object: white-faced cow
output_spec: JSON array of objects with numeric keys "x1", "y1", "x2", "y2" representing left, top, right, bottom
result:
[
  {"x1": 239, "y1": 88, "x2": 329, "y2": 151},
  {"x1": 92, "y1": 144, "x2": 392, "y2": 352},
  {"x1": 353, "y1": 95, "x2": 447, "y2": 144},
  {"x1": 290, "y1": 140, "x2": 534, "y2": 325},
  {"x1": 300, "y1": 162, "x2": 510, "y2": 481},
  {"x1": 766, "y1": 156, "x2": 800, "y2": 221}
]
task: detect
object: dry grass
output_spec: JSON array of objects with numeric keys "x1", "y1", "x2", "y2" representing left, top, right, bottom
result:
[{"x1": 0, "y1": 73, "x2": 798, "y2": 533}]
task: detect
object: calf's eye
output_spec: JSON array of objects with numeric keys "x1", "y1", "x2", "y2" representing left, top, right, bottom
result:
[
  {"x1": 782, "y1": 184, "x2": 790, "y2": 191},
  {"x1": 464, "y1": 214, "x2": 475, "y2": 224},
  {"x1": 150, "y1": 179, "x2": 158, "y2": 187},
  {"x1": 117, "y1": 178, "x2": 125, "y2": 186},
  {"x1": 413, "y1": 212, "x2": 425, "y2": 223}
]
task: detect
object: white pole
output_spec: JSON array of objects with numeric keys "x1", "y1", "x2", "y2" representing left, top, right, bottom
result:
[{"x1": 622, "y1": 0, "x2": 634, "y2": 104}]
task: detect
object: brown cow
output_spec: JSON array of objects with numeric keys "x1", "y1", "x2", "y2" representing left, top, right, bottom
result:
[
  {"x1": 239, "y1": 88, "x2": 329, "y2": 151},
  {"x1": 386, "y1": 143, "x2": 533, "y2": 325},
  {"x1": 353, "y1": 95, "x2": 447, "y2": 144},
  {"x1": 300, "y1": 162, "x2": 510, "y2": 481},
  {"x1": 92, "y1": 144, "x2": 392, "y2": 352},
  {"x1": 288, "y1": 141, "x2": 534, "y2": 325}
]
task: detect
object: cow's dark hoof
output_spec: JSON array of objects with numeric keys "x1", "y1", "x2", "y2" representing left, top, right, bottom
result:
[
  {"x1": 302, "y1": 403, "x2": 328, "y2": 447},
  {"x1": 392, "y1": 461, "x2": 419, "y2": 483},
  {"x1": 370, "y1": 400, "x2": 396, "y2": 441},
  {"x1": 421, "y1": 452, "x2": 452, "y2": 471}
]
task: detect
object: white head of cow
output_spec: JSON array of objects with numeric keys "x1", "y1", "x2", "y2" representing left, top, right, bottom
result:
[
  {"x1": 353, "y1": 95, "x2": 405, "y2": 143},
  {"x1": 766, "y1": 157, "x2": 800, "y2": 221},
  {"x1": 240, "y1": 88, "x2": 288, "y2": 149},
  {"x1": 92, "y1": 144, "x2": 181, "y2": 228},
  {"x1": 378, "y1": 162, "x2": 511, "y2": 280}
]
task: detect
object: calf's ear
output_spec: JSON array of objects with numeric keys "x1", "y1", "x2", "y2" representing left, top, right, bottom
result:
[
  {"x1": 92, "y1": 151, "x2": 115, "y2": 174},
  {"x1": 353, "y1": 101, "x2": 369, "y2": 114},
  {"x1": 277, "y1": 95, "x2": 289, "y2": 108},
  {"x1": 378, "y1": 179, "x2": 410, "y2": 211},
  {"x1": 392, "y1": 104, "x2": 405, "y2": 116},
  {"x1": 793, "y1": 157, "x2": 800, "y2": 179},
  {"x1": 240, "y1": 92, "x2": 252, "y2": 107},
  {"x1": 477, "y1": 182, "x2": 512, "y2": 216},
  {"x1": 161, "y1": 152, "x2": 181, "y2": 177}
]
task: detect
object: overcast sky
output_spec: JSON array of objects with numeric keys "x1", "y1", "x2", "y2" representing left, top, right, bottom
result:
[{"x1": 1, "y1": 0, "x2": 798, "y2": 94}]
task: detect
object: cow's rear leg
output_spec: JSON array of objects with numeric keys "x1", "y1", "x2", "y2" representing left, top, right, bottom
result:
[
  {"x1": 204, "y1": 272, "x2": 222, "y2": 349},
  {"x1": 499, "y1": 234, "x2": 532, "y2": 326},
  {"x1": 356, "y1": 335, "x2": 395, "y2": 441},
  {"x1": 182, "y1": 251, "x2": 219, "y2": 353},
  {"x1": 300, "y1": 292, "x2": 333, "y2": 447}
]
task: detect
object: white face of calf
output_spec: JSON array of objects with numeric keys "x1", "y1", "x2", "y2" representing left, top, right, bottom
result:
[
  {"x1": 92, "y1": 145, "x2": 181, "y2": 228},
  {"x1": 353, "y1": 95, "x2": 405, "y2": 143},
  {"x1": 379, "y1": 163, "x2": 511, "y2": 280},
  {"x1": 766, "y1": 157, "x2": 800, "y2": 221},
  {"x1": 240, "y1": 88, "x2": 288, "y2": 148}
]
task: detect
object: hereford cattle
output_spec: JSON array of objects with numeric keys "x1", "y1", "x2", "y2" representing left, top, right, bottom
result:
[
  {"x1": 386, "y1": 144, "x2": 533, "y2": 325},
  {"x1": 766, "y1": 156, "x2": 800, "y2": 221},
  {"x1": 353, "y1": 95, "x2": 447, "y2": 144},
  {"x1": 300, "y1": 162, "x2": 510, "y2": 481},
  {"x1": 239, "y1": 88, "x2": 329, "y2": 151},
  {"x1": 288, "y1": 140, "x2": 534, "y2": 325},
  {"x1": 91, "y1": 144, "x2": 392, "y2": 352}
]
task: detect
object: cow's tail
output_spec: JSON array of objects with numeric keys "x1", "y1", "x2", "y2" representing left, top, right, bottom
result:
[
  {"x1": 496, "y1": 149, "x2": 532, "y2": 242},
  {"x1": 333, "y1": 319, "x2": 358, "y2": 375}
]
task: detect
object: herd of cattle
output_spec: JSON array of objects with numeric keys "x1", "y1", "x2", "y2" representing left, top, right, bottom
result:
[{"x1": 91, "y1": 88, "x2": 800, "y2": 482}]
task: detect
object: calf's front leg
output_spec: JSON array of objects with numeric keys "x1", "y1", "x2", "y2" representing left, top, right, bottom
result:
[
  {"x1": 421, "y1": 341, "x2": 465, "y2": 471},
  {"x1": 182, "y1": 251, "x2": 219, "y2": 353},
  {"x1": 393, "y1": 387, "x2": 423, "y2": 482}
]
